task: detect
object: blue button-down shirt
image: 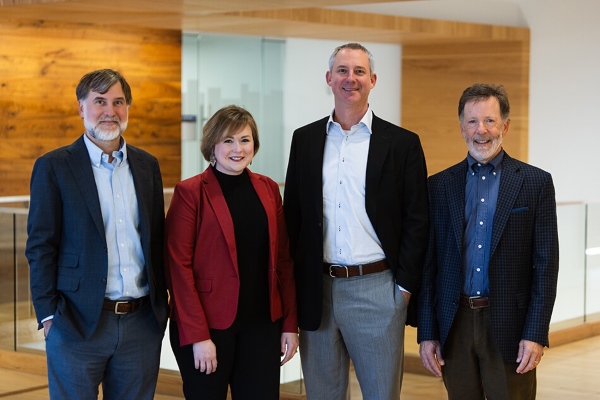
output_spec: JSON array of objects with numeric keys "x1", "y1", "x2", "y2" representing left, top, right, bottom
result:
[
  {"x1": 462, "y1": 150, "x2": 504, "y2": 297},
  {"x1": 83, "y1": 134, "x2": 148, "y2": 300}
]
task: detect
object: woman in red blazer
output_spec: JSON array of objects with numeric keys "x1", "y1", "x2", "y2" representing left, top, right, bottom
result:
[{"x1": 165, "y1": 105, "x2": 298, "y2": 399}]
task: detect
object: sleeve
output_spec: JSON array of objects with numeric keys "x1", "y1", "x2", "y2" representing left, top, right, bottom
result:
[
  {"x1": 25, "y1": 156, "x2": 62, "y2": 325},
  {"x1": 395, "y1": 133, "x2": 430, "y2": 294},
  {"x1": 165, "y1": 181, "x2": 211, "y2": 345},
  {"x1": 522, "y1": 172, "x2": 559, "y2": 346}
]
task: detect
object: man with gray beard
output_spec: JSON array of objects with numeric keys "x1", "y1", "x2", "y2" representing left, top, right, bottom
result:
[
  {"x1": 417, "y1": 83, "x2": 559, "y2": 400},
  {"x1": 26, "y1": 69, "x2": 169, "y2": 399}
]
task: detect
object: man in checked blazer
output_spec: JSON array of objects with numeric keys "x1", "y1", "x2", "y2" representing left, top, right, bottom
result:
[
  {"x1": 418, "y1": 83, "x2": 559, "y2": 400},
  {"x1": 284, "y1": 43, "x2": 429, "y2": 399},
  {"x1": 25, "y1": 69, "x2": 169, "y2": 399}
]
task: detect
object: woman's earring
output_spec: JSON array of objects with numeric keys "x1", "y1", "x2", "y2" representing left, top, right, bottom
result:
[{"x1": 210, "y1": 154, "x2": 216, "y2": 167}]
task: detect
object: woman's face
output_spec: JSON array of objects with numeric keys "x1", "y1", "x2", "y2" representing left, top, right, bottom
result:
[{"x1": 213, "y1": 124, "x2": 254, "y2": 175}]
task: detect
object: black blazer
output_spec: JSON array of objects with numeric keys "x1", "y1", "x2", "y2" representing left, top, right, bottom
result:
[
  {"x1": 26, "y1": 136, "x2": 169, "y2": 340},
  {"x1": 284, "y1": 114, "x2": 429, "y2": 330}
]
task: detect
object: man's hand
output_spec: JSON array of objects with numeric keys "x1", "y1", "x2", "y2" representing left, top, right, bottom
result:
[
  {"x1": 42, "y1": 320, "x2": 53, "y2": 338},
  {"x1": 419, "y1": 340, "x2": 444, "y2": 377},
  {"x1": 516, "y1": 339, "x2": 543, "y2": 374}
]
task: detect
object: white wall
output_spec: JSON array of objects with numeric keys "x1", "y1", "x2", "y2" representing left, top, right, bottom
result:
[
  {"x1": 521, "y1": 0, "x2": 600, "y2": 203},
  {"x1": 283, "y1": 39, "x2": 401, "y2": 169}
]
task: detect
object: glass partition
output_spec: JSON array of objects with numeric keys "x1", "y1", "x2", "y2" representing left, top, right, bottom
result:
[
  {"x1": 181, "y1": 33, "x2": 286, "y2": 184},
  {"x1": 550, "y1": 203, "x2": 587, "y2": 329},
  {"x1": 585, "y1": 203, "x2": 600, "y2": 323},
  {"x1": 0, "y1": 197, "x2": 42, "y2": 352}
]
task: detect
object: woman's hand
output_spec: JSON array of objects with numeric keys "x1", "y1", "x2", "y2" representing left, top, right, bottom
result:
[
  {"x1": 280, "y1": 332, "x2": 299, "y2": 366},
  {"x1": 192, "y1": 339, "x2": 218, "y2": 374}
]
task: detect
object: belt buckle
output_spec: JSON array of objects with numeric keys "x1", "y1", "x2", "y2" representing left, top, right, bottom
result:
[
  {"x1": 114, "y1": 301, "x2": 128, "y2": 314},
  {"x1": 329, "y1": 264, "x2": 348, "y2": 278},
  {"x1": 468, "y1": 296, "x2": 481, "y2": 309}
]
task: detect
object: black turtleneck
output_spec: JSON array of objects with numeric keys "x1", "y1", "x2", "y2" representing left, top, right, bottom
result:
[{"x1": 213, "y1": 166, "x2": 270, "y2": 323}]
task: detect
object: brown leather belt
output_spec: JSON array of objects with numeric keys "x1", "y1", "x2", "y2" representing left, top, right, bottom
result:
[
  {"x1": 323, "y1": 260, "x2": 389, "y2": 278},
  {"x1": 459, "y1": 294, "x2": 489, "y2": 309},
  {"x1": 102, "y1": 296, "x2": 147, "y2": 314}
]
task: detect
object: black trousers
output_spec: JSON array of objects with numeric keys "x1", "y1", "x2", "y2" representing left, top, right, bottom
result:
[{"x1": 170, "y1": 318, "x2": 282, "y2": 400}]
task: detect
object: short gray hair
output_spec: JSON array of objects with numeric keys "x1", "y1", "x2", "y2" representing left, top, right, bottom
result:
[{"x1": 328, "y1": 43, "x2": 375, "y2": 75}]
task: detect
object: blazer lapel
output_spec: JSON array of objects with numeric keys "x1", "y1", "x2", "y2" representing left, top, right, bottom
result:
[
  {"x1": 203, "y1": 168, "x2": 238, "y2": 269},
  {"x1": 66, "y1": 137, "x2": 105, "y2": 240},
  {"x1": 446, "y1": 161, "x2": 468, "y2": 259},
  {"x1": 128, "y1": 146, "x2": 152, "y2": 253},
  {"x1": 490, "y1": 154, "x2": 523, "y2": 257},
  {"x1": 365, "y1": 115, "x2": 391, "y2": 218},
  {"x1": 308, "y1": 119, "x2": 328, "y2": 220}
]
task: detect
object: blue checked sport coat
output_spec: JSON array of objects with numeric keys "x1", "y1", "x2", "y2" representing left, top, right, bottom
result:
[
  {"x1": 417, "y1": 152, "x2": 559, "y2": 362},
  {"x1": 26, "y1": 136, "x2": 169, "y2": 340}
]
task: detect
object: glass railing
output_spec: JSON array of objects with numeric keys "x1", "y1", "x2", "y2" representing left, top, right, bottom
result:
[
  {"x1": 1, "y1": 196, "x2": 597, "y2": 393},
  {"x1": 0, "y1": 192, "x2": 304, "y2": 394},
  {"x1": 0, "y1": 196, "x2": 41, "y2": 352}
]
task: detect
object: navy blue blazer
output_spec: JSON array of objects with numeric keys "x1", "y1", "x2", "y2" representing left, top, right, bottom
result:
[
  {"x1": 417, "y1": 152, "x2": 559, "y2": 362},
  {"x1": 26, "y1": 135, "x2": 169, "y2": 340},
  {"x1": 284, "y1": 114, "x2": 429, "y2": 330}
]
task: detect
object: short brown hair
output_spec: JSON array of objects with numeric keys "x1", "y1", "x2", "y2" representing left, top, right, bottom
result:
[
  {"x1": 200, "y1": 105, "x2": 260, "y2": 162},
  {"x1": 458, "y1": 83, "x2": 510, "y2": 122},
  {"x1": 76, "y1": 69, "x2": 132, "y2": 106}
]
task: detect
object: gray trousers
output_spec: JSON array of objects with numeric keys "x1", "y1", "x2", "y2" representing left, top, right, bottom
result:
[{"x1": 299, "y1": 269, "x2": 407, "y2": 400}]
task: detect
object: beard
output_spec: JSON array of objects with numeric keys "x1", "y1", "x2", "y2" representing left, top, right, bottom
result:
[
  {"x1": 465, "y1": 134, "x2": 503, "y2": 164},
  {"x1": 84, "y1": 118, "x2": 128, "y2": 142}
]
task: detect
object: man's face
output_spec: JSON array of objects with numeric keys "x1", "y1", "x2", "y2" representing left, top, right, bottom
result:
[
  {"x1": 460, "y1": 97, "x2": 509, "y2": 164},
  {"x1": 79, "y1": 82, "x2": 129, "y2": 142},
  {"x1": 326, "y1": 48, "x2": 376, "y2": 108}
]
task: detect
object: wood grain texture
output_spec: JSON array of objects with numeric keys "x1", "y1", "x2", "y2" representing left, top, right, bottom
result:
[
  {"x1": 401, "y1": 39, "x2": 530, "y2": 175},
  {"x1": 0, "y1": 18, "x2": 182, "y2": 195}
]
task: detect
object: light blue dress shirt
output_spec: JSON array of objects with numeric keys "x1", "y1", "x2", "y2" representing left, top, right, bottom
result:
[
  {"x1": 83, "y1": 134, "x2": 148, "y2": 300},
  {"x1": 322, "y1": 107, "x2": 387, "y2": 266}
]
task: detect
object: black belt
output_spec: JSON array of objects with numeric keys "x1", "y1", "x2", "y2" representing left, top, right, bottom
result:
[
  {"x1": 459, "y1": 294, "x2": 489, "y2": 309},
  {"x1": 323, "y1": 260, "x2": 389, "y2": 278},
  {"x1": 102, "y1": 296, "x2": 147, "y2": 314}
]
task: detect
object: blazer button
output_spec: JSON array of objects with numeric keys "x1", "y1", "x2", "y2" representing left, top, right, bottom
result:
[{"x1": 101, "y1": 278, "x2": 107, "y2": 285}]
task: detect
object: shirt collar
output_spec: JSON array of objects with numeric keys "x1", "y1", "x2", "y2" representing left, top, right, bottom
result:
[
  {"x1": 467, "y1": 149, "x2": 504, "y2": 172},
  {"x1": 83, "y1": 134, "x2": 127, "y2": 166},
  {"x1": 326, "y1": 105, "x2": 373, "y2": 135}
]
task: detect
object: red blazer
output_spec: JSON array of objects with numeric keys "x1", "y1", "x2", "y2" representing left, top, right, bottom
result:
[{"x1": 165, "y1": 166, "x2": 298, "y2": 346}]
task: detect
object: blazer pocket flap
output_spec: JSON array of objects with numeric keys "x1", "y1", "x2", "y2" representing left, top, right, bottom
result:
[
  {"x1": 57, "y1": 253, "x2": 78, "y2": 268},
  {"x1": 57, "y1": 275, "x2": 79, "y2": 292},
  {"x1": 195, "y1": 279, "x2": 212, "y2": 293},
  {"x1": 510, "y1": 206, "x2": 529, "y2": 214}
]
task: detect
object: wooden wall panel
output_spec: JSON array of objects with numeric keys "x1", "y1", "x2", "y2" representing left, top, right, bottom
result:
[
  {"x1": 0, "y1": 19, "x2": 181, "y2": 196},
  {"x1": 402, "y1": 39, "x2": 530, "y2": 176}
]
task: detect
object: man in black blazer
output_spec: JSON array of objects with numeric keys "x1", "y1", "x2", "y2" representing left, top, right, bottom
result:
[
  {"x1": 418, "y1": 84, "x2": 559, "y2": 400},
  {"x1": 25, "y1": 69, "x2": 169, "y2": 399},
  {"x1": 284, "y1": 43, "x2": 429, "y2": 399}
]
